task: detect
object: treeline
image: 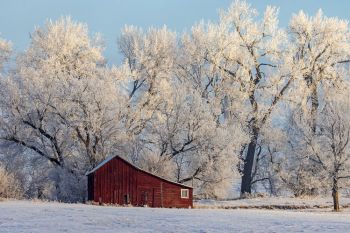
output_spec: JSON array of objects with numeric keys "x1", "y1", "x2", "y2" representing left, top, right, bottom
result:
[{"x1": 0, "y1": 1, "x2": 350, "y2": 211}]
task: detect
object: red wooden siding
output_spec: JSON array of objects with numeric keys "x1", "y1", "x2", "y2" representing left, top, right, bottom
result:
[{"x1": 87, "y1": 156, "x2": 193, "y2": 208}]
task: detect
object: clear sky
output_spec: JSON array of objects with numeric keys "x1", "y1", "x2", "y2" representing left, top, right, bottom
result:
[{"x1": 1, "y1": 0, "x2": 350, "y2": 65}]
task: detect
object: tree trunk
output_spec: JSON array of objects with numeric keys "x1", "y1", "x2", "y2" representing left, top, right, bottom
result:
[
  {"x1": 240, "y1": 131, "x2": 258, "y2": 196},
  {"x1": 332, "y1": 177, "x2": 340, "y2": 212},
  {"x1": 310, "y1": 82, "x2": 318, "y2": 134}
]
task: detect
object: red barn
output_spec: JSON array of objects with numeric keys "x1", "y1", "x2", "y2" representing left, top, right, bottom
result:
[{"x1": 86, "y1": 155, "x2": 193, "y2": 208}]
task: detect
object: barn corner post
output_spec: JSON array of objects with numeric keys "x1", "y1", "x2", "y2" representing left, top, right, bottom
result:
[{"x1": 160, "y1": 182, "x2": 163, "y2": 208}]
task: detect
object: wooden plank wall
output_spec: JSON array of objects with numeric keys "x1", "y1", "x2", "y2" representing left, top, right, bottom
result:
[{"x1": 90, "y1": 157, "x2": 193, "y2": 208}]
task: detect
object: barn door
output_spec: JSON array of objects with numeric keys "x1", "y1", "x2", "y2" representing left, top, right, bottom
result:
[{"x1": 138, "y1": 188, "x2": 153, "y2": 207}]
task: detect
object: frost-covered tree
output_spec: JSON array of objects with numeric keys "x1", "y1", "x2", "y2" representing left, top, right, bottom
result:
[
  {"x1": 182, "y1": 0, "x2": 291, "y2": 195},
  {"x1": 283, "y1": 86, "x2": 350, "y2": 211},
  {"x1": 118, "y1": 25, "x2": 246, "y2": 198},
  {"x1": 270, "y1": 11, "x2": 350, "y2": 197},
  {"x1": 139, "y1": 85, "x2": 245, "y2": 198},
  {"x1": 288, "y1": 10, "x2": 350, "y2": 133},
  {"x1": 0, "y1": 17, "x2": 126, "y2": 201},
  {"x1": 270, "y1": 110, "x2": 328, "y2": 197},
  {"x1": 118, "y1": 25, "x2": 178, "y2": 135},
  {"x1": 118, "y1": 25, "x2": 178, "y2": 170},
  {"x1": 0, "y1": 36, "x2": 11, "y2": 71}
]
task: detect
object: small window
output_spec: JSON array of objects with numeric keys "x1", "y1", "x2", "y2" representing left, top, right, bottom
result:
[{"x1": 181, "y1": 189, "x2": 189, "y2": 199}]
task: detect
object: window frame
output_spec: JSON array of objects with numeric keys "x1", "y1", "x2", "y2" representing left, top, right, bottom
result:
[{"x1": 180, "y1": 189, "x2": 189, "y2": 199}]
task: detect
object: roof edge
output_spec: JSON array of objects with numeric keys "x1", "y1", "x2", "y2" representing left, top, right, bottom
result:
[
  {"x1": 85, "y1": 155, "x2": 117, "y2": 176},
  {"x1": 85, "y1": 155, "x2": 193, "y2": 189}
]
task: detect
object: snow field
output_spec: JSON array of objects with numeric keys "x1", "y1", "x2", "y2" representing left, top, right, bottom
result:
[{"x1": 1, "y1": 200, "x2": 350, "y2": 233}]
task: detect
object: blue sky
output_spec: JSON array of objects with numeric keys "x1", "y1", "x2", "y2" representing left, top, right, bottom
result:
[{"x1": 0, "y1": 0, "x2": 349, "y2": 64}]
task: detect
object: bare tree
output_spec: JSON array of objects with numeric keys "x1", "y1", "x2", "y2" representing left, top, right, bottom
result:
[{"x1": 284, "y1": 86, "x2": 350, "y2": 211}]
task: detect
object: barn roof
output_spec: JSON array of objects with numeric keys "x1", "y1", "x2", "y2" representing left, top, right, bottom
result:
[{"x1": 86, "y1": 155, "x2": 193, "y2": 189}]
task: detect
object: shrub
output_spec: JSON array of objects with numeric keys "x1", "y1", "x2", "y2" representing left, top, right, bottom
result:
[{"x1": 0, "y1": 166, "x2": 23, "y2": 199}]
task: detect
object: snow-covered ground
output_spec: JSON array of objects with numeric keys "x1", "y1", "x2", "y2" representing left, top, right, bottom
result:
[
  {"x1": 195, "y1": 196, "x2": 350, "y2": 210},
  {"x1": 1, "y1": 200, "x2": 350, "y2": 233}
]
